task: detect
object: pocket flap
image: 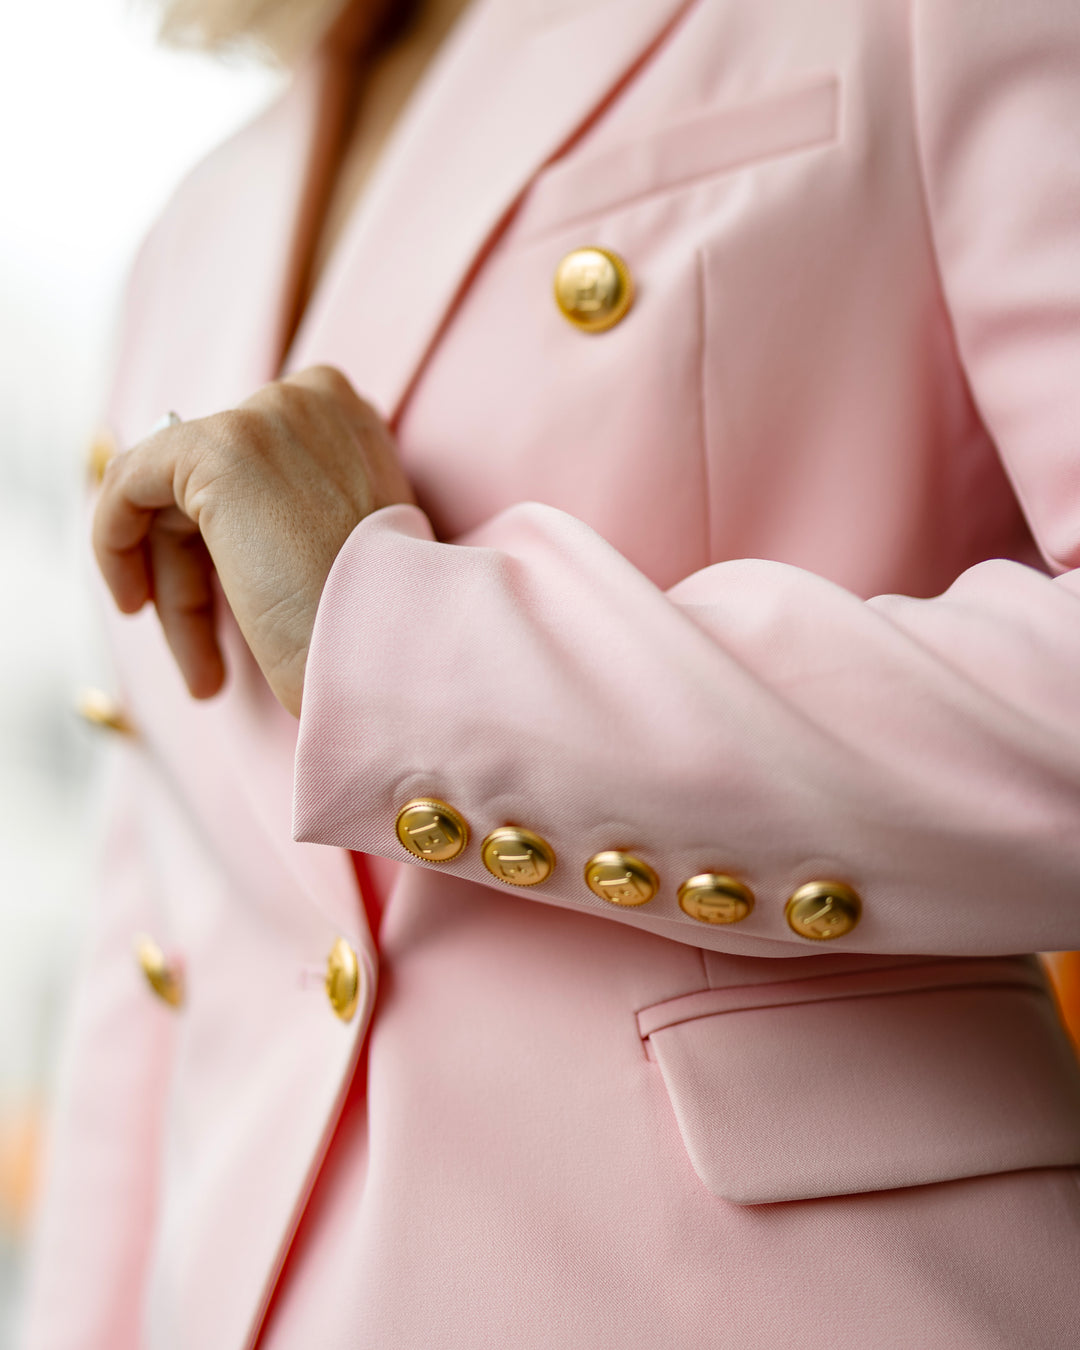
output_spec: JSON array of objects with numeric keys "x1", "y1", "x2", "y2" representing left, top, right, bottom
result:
[
  {"x1": 518, "y1": 75, "x2": 840, "y2": 242},
  {"x1": 641, "y1": 960, "x2": 1080, "y2": 1205}
]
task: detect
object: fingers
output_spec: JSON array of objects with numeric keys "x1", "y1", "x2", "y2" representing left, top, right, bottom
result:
[
  {"x1": 93, "y1": 430, "x2": 191, "y2": 612},
  {"x1": 89, "y1": 372, "x2": 412, "y2": 716},
  {"x1": 147, "y1": 511, "x2": 226, "y2": 700},
  {"x1": 92, "y1": 457, "x2": 153, "y2": 612},
  {"x1": 92, "y1": 421, "x2": 225, "y2": 698}
]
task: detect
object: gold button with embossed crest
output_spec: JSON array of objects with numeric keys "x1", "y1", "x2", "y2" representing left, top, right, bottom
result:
[
  {"x1": 678, "y1": 873, "x2": 755, "y2": 925},
  {"x1": 134, "y1": 935, "x2": 184, "y2": 1009},
  {"x1": 785, "y1": 880, "x2": 863, "y2": 941},
  {"x1": 584, "y1": 851, "x2": 659, "y2": 907},
  {"x1": 395, "y1": 798, "x2": 469, "y2": 862},
  {"x1": 325, "y1": 937, "x2": 361, "y2": 1022},
  {"x1": 76, "y1": 687, "x2": 135, "y2": 735},
  {"x1": 554, "y1": 246, "x2": 634, "y2": 333},
  {"x1": 481, "y1": 827, "x2": 556, "y2": 886}
]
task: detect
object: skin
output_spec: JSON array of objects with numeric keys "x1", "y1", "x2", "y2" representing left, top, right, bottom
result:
[
  {"x1": 94, "y1": 0, "x2": 472, "y2": 717},
  {"x1": 93, "y1": 366, "x2": 414, "y2": 716}
]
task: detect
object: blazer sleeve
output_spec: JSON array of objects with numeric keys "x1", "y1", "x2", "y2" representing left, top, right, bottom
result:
[{"x1": 292, "y1": 0, "x2": 1080, "y2": 959}]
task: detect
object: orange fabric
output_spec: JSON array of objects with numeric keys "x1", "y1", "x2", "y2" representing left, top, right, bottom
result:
[{"x1": 1043, "y1": 953, "x2": 1080, "y2": 1050}]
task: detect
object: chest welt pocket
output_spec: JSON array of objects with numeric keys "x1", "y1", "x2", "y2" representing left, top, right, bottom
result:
[
  {"x1": 515, "y1": 74, "x2": 840, "y2": 244},
  {"x1": 638, "y1": 959, "x2": 1080, "y2": 1206}
]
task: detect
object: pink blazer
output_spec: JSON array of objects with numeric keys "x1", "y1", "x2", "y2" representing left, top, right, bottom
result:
[{"x1": 22, "y1": 0, "x2": 1080, "y2": 1347}]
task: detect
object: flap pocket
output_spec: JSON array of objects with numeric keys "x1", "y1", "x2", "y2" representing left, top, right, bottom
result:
[
  {"x1": 517, "y1": 74, "x2": 840, "y2": 242},
  {"x1": 640, "y1": 959, "x2": 1080, "y2": 1206}
]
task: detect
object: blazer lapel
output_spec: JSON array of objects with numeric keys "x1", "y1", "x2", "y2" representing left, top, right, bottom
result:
[{"x1": 287, "y1": 0, "x2": 695, "y2": 419}]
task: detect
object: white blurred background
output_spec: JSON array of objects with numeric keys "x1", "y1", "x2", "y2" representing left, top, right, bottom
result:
[{"x1": 0, "y1": 4, "x2": 280, "y2": 1339}]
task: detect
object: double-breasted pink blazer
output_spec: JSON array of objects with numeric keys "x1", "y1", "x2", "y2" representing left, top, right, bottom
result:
[{"x1": 21, "y1": 0, "x2": 1080, "y2": 1346}]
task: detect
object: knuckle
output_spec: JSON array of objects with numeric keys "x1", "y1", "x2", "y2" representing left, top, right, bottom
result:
[
  {"x1": 215, "y1": 406, "x2": 262, "y2": 446},
  {"x1": 301, "y1": 364, "x2": 357, "y2": 406},
  {"x1": 257, "y1": 379, "x2": 308, "y2": 425},
  {"x1": 198, "y1": 408, "x2": 267, "y2": 475},
  {"x1": 309, "y1": 363, "x2": 351, "y2": 392}
]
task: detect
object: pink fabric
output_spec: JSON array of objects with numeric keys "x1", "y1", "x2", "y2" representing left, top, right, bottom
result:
[
  {"x1": 19, "y1": 755, "x2": 176, "y2": 1350},
  {"x1": 643, "y1": 959, "x2": 1080, "y2": 1201},
  {"x1": 21, "y1": 0, "x2": 1080, "y2": 1346}
]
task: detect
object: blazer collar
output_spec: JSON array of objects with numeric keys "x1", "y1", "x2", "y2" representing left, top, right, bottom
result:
[{"x1": 285, "y1": 0, "x2": 695, "y2": 419}]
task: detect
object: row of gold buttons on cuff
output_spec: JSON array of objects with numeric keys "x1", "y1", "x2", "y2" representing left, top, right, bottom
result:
[{"x1": 395, "y1": 799, "x2": 862, "y2": 940}]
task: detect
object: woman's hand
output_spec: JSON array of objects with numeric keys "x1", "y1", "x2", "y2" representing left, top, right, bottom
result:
[{"x1": 93, "y1": 365, "x2": 414, "y2": 717}]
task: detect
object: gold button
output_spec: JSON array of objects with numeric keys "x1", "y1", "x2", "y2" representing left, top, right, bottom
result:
[
  {"x1": 554, "y1": 247, "x2": 634, "y2": 333},
  {"x1": 481, "y1": 827, "x2": 556, "y2": 886},
  {"x1": 395, "y1": 798, "x2": 469, "y2": 862},
  {"x1": 134, "y1": 935, "x2": 183, "y2": 1009},
  {"x1": 326, "y1": 937, "x2": 360, "y2": 1022},
  {"x1": 87, "y1": 428, "x2": 116, "y2": 484},
  {"x1": 584, "y1": 851, "x2": 659, "y2": 907},
  {"x1": 785, "y1": 881, "x2": 863, "y2": 941},
  {"x1": 76, "y1": 687, "x2": 134, "y2": 735},
  {"x1": 678, "y1": 874, "x2": 754, "y2": 925}
]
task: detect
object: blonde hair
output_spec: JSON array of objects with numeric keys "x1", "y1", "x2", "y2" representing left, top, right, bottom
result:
[{"x1": 156, "y1": 0, "x2": 352, "y2": 63}]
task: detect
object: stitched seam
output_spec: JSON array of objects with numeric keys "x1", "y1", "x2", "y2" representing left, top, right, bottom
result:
[
  {"x1": 695, "y1": 246, "x2": 714, "y2": 566},
  {"x1": 631, "y1": 956, "x2": 1017, "y2": 1020},
  {"x1": 641, "y1": 978, "x2": 1047, "y2": 1038}
]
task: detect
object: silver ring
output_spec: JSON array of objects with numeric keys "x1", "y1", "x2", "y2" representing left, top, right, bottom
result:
[{"x1": 149, "y1": 410, "x2": 182, "y2": 434}]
